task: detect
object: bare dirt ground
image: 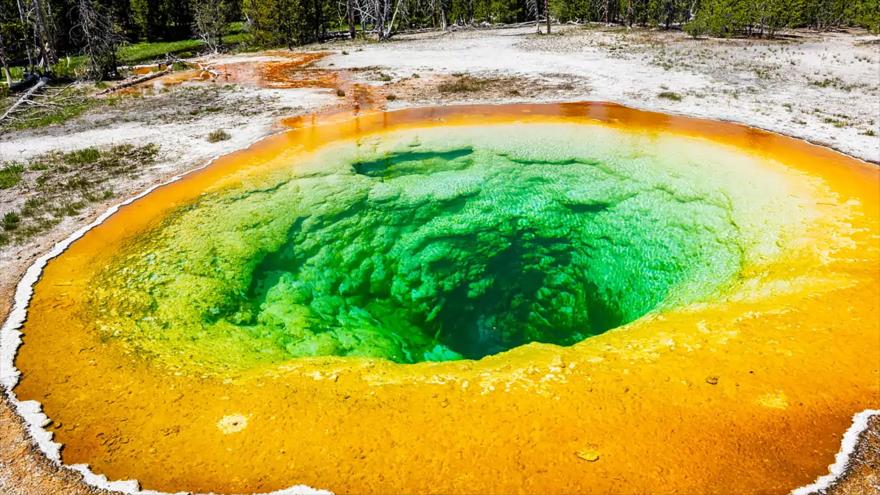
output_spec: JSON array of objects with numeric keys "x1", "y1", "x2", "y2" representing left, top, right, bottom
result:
[
  {"x1": 0, "y1": 24, "x2": 878, "y2": 495},
  {"x1": 826, "y1": 415, "x2": 880, "y2": 495}
]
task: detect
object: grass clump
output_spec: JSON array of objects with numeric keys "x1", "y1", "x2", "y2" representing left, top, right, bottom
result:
[
  {"x1": 822, "y1": 117, "x2": 847, "y2": 128},
  {"x1": 21, "y1": 197, "x2": 46, "y2": 216},
  {"x1": 65, "y1": 147, "x2": 101, "y2": 165},
  {"x1": 207, "y1": 129, "x2": 231, "y2": 142},
  {"x1": 2, "y1": 212, "x2": 20, "y2": 231},
  {"x1": 658, "y1": 91, "x2": 683, "y2": 101},
  {"x1": 0, "y1": 164, "x2": 25, "y2": 189},
  {"x1": 10, "y1": 98, "x2": 95, "y2": 130}
]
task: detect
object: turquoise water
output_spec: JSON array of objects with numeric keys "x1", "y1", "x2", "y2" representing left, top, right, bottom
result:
[{"x1": 87, "y1": 124, "x2": 794, "y2": 369}]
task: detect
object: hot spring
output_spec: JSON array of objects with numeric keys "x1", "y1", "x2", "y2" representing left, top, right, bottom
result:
[
  {"x1": 7, "y1": 103, "x2": 879, "y2": 495},
  {"x1": 89, "y1": 123, "x2": 755, "y2": 367}
]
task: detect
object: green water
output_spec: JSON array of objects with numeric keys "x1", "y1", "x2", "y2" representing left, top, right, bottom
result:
[{"x1": 89, "y1": 124, "x2": 796, "y2": 370}]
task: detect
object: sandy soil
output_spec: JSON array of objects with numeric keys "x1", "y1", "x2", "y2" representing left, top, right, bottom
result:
[{"x1": 0, "y1": 24, "x2": 878, "y2": 495}]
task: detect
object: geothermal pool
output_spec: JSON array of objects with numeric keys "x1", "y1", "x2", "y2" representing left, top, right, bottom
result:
[{"x1": 5, "y1": 103, "x2": 879, "y2": 494}]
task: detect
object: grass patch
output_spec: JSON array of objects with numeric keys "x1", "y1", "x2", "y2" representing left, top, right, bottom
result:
[
  {"x1": 1, "y1": 86, "x2": 101, "y2": 131},
  {"x1": 52, "y1": 56, "x2": 87, "y2": 79},
  {"x1": 207, "y1": 129, "x2": 231, "y2": 142},
  {"x1": 19, "y1": 99, "x2": 93, "y2": 128},
  {"x1": 0, "y1": 164, "x2": 25, "y2": 189},
  {"x1": 658, "y1": 91, "x2": 683, "y2": 101},
  {"x1": 118, "y1": 39, "x2": 206, "y2": 65},
  {"x1": 65, "y1": 147, "x2": 101, "y2": 165},
  {"x1": 0, "y1": 143, "x2": 159, "y2": 247}
]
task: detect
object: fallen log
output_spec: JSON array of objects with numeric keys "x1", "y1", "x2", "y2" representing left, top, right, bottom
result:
[
  {"x1": 9, "y1": 73, "x2": 41, "y2": 93},
  {"x1": 98, "y1": 66, "x2": 172, "y2": 95},
  {"x1": 0, "y1": 76, "x2": 49, "y2": 123}
]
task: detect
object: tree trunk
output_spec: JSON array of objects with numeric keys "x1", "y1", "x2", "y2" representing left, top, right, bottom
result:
[
  {"x1": 98, "y1": 66, "x2": 171, "y2": 94},
  {"x1": 380, "y1": 0, "x2": 402, "y2": 40},
  {"x1": 375, "y1": 0, "x2": 385, "y2": 39},
  {"x1": 346, "y1": 0, "x2": 356, "y2": 39},
  {"x1": 30, "y1": 0, "x2": 57, "y2": 70},
  {"x1": 0, "y1": 33, "x2": 12, "y2": 86},
  {"x1": 15, "y1": 0, "x2": 35, "y2": 71},
  {"x1": 313, "y1": 0, "x2": 323, "y2": 41},
  {"x1": 1, "y1": 76, "x2": 47, "y2": 122},
  {"x1": 544, "y1": 0, "x2": 550, "y2": 33}
]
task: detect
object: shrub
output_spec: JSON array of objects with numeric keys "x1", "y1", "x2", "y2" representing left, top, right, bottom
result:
[
  {"x1": 2, "y1": 211, "x2": 21, "y2": 231},
  {"x1": 207, "y1": 129, "x2": 231, "y2": 142}
]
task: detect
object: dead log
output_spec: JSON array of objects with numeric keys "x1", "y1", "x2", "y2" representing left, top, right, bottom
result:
[
  {"x1": 98, "y1": 66, "x2": 172, "y2": 95},
  {"x1": 0, "y1": 76, "x2": 49, "y2": 122},
  {"x1": 9, "y1": 73, "x2": 41, "y2": 92}
]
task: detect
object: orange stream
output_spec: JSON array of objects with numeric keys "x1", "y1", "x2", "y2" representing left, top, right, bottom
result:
[
  {"x1": 117, "y1": 52, "x2": 341, "y2": 97},
  {"x1": 13, "y1": 103, "x2": 880, "y2": 494}
]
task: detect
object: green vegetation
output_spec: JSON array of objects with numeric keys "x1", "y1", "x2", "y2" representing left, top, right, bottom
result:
[
  {"x1": 658, "y1": 91, "x2": 683, "y2": 101},
  {"x1": 684, "y1": 0, "x2": 879, "y2": 37},
  {"x1": 2, "y1": 211, "x2": 20, "y2": 230},
  {"x1": 0, "y1": 143, "x2": 158, "y2": 247},
  {"x1": 0, "y1": 163, "x2": 24, "y2": 188},
  {"x1": 1, "y1": 86, "x2": 106, "y2": 131},
  {"x1": 118, "y1": 39, "x2": 205, "y2": 65},
  {"x1": 12, "y1": 97, "x2": 95, "y2": 129},
  {"x1": 563, "y1": 0, "x2": 878, "y2": 36},
  {"x1": 64, "y1": 147, "x2": 102, "y2": 164}
]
